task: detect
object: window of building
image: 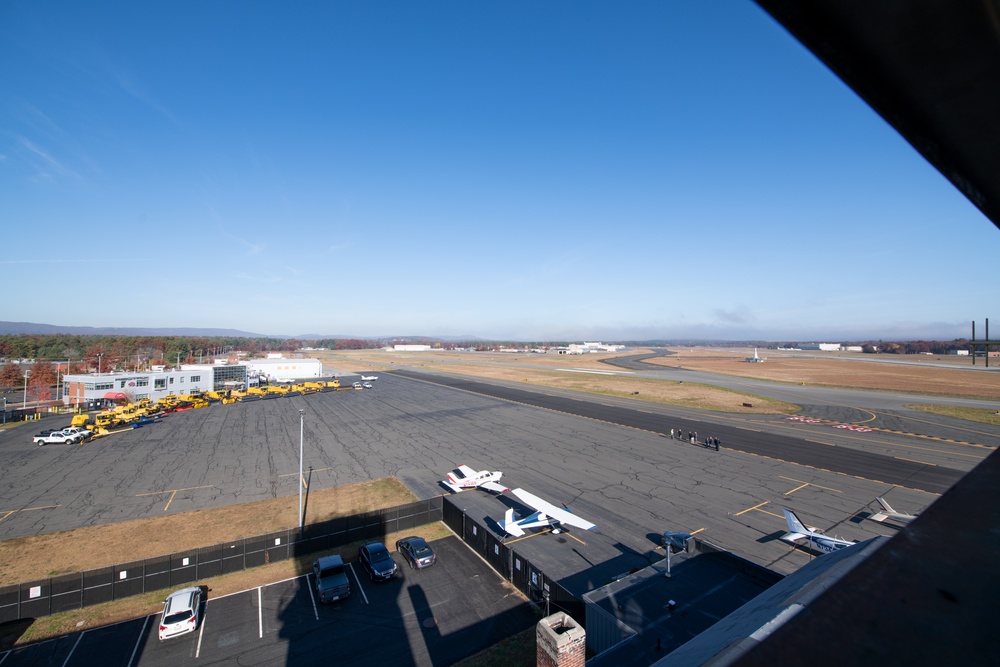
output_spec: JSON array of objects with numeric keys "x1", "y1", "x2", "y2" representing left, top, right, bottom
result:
[
  {"x1": 136, "y1": 379, "x2": 148, "y2": 387},
  {"x1": 190, "y1": 375, "x2": 200, "y2": 383},
  {"x1": 95, "y1": 382, "x2": 113, "y2": 391},
  {"x1": 155, "y1": 379, "x2": 166, "y2": 389},
  {"x1": 169, "y1": 378, "x2": 174, "y2": 384}
]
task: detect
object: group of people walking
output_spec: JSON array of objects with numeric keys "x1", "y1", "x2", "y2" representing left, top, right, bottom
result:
[{"x1": 669, "y1": 428, "x2": 721, "y2": 451}]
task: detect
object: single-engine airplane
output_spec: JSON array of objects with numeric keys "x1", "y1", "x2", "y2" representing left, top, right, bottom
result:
[
  {"x1": 441, "y1": 465, "x2": 509, "y2": 494},
  {"x1": 361, "y1": 375, "x2": 378, "y2": 381},
  {"x1": 870, "y1": 496, "x2": 918, "y2": 524},
  {"x1": 781, "y1": 508, "x2": 856, "y2": 554},
  {"x1": 497, "y1": 488, "x2": 597, "y2": 538}
]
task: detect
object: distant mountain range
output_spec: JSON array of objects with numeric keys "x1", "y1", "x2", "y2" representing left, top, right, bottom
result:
[{"x1": 0, "y1": 321, "x2": 481, "y2": 342}]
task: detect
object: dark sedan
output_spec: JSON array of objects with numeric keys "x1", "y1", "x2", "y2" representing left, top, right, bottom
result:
[
  {"x1": 395, "y1": 536, "x2": 437, "y2": 570},
  {"x1": 358, "y1": 542, "x2": 398, "y2": 581}
]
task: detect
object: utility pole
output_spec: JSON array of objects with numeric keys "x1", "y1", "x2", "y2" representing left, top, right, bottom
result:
[{"x1": 298, "y1": 409, "x2": 305, "y2": 538}]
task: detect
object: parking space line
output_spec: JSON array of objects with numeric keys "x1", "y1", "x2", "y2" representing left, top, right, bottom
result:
[
  {"x1": 734, "y1": 501, "x2": 769, "y2": 516},
  {"x1": 783, "y1": 482, "x2": 810, "y2": 496},
  {"x1": 0, "y1": 504, "x2": 61, "y2": 524},
  {"x1": 126, "y1": 617, "x2": 148, "y2": 667},
  {"x1": 305, "y1": 574, "x2": 318, "y2": 619},
  {"x1": 258, "y1": 587, "x2": 263, "y2": 638},
  {"x1": 195, "y1": 610, "x2": 206, "y2": 658},
  {"x1": 779, "y1": 476, "x2": 842, "y2": 494},
  {"x1": 349, "y1": 563, "x2": 369, "y2": 604},
  {"x1": 61, "y1": 631, "x2": 83, "y2": 667},
  {"x1": 136, "y1": 485, "x2": 214, "y2": 511}
]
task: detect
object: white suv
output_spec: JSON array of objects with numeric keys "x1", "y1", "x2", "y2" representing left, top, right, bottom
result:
[{"x1": 159, "y1": 587, "x2": 202, "y2": 640}]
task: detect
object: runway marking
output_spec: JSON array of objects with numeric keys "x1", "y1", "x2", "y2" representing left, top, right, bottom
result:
[
  {"x1": 555, "y1": 368, "x2": 619, "y2": 375},
  {"x1": 734, "y1": 501, "x2": 769, "y2": 516},
  {"x1": 895, "y1": 456, "x2": 935, "y2": 466},
  {"x1": 0, "y1": 504, "x2": 61, "y2": 523},
  {"x1": 137, "y1": 485, "x2": 214, "y2": 511}
]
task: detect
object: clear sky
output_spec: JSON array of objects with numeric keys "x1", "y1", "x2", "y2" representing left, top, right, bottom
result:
[{"x1": 3, "y1": 2, "x2": 996, "y2": 342}]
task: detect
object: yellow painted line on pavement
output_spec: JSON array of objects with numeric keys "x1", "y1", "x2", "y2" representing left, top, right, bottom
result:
[
  {"x1": 137, "y1": 485, "x2": 214, "y2": 511},
  {"x1": 0, "y1": 504, "x2": 62, "y2": 523}
]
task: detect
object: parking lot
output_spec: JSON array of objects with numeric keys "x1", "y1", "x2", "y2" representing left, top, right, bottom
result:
[{"x1": 0, "y1": 536, "x2": 536, "y2": 666}]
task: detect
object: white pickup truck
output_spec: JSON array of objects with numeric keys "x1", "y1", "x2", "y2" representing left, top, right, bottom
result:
[{"x1": 32, "y1": 431, "x2": 78, "y2": 446}]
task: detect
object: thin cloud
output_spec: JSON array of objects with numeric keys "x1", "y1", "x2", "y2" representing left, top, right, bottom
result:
[{"x1": 19, "y1": 137, "x2": 83, "y2": 182}]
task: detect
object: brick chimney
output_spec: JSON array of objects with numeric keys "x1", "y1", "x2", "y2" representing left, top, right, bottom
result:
[{"x1": 536, "y1": 612, "x2": 586, "y2": 667}]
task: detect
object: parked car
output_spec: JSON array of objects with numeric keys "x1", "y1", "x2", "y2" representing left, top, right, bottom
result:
[
  {"x1": 395, "y1": 536, "x2": 437, "y2": 570},
  {"x1": 32, "y1": 432, "x2": 76, "y2": 446},
  {"x1": 352, "y1": 382, "x2": 363, "y2": 389},
  {"x1": 312, "y1": 554, "x2": 351, "y2": 603},
  {"x1": 362, "y1": 382, "x2": 373, "y2": 389},
  {"x1": 358, "y1": 542, "x2": 397, "y2": 581},
  {"x1": 158, "y1": 587, "x2": 202, "y2": 640}
]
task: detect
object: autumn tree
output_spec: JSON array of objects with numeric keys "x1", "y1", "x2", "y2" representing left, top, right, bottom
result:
[{"x1": 0, "y1": 362, "x2": 24, "y2": 390}]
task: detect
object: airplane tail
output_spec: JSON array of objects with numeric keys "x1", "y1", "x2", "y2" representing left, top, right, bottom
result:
[
  {"x1": 875, "y1": 496, "x2": 895, "y2": 513},
  {"x1": 783, "y1": 508, "x2": 809, "y2": 536},
  {"x1": 500, "y1": 508, "x2": 524, "y2": 537}
]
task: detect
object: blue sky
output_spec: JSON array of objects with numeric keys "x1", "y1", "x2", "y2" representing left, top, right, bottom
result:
[{"x1": 2, "y1": 2, "x2": 996, "y2": 342}]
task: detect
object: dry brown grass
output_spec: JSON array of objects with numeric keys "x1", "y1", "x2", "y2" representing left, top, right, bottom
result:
[
  {"x1": 415, "y1": 364, "x2": 797, "y2": 414},
  {"x1": 643, "y1": 348, "x2": 1000, "y2": 400},
  {"x1": 316, "y1": 349, "x2": 797, "y2": 414},
  {"x1": 0, "y1": 478, "x2": 414, "y2": 586}
]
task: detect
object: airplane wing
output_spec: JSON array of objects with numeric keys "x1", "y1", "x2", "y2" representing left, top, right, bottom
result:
[
  {"x1": 441, "y1": 480, "x2": 465, "y2": 493},
  {"x1": 510, "y1": 488, "x2": 597, "y2": 532},
  {"x1": 451, "y1": 464, "x2": 476, "y2": 480},
  {"x1": 480, "y1": 481, "x2": 510, "y2": 494}
]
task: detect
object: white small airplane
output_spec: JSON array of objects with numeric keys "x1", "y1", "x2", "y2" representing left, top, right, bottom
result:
[
  {"x1": 441, "y1": 465, "x2": 509, "y2": 494},
  {"x1": 361, "y1": 375, "x2": 378, "y2": 381},
  {"x1": 497, "y1": 488, "x2": 597, "y2": 537},
  {"x1": 870, "y1": 496, "x2": 918, "y2": 524},
  {"x1": 781, "y1": 508, "x2": 856, "y2": 554}
]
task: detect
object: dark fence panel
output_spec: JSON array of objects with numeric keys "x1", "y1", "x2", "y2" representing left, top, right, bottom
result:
[
  {"x1": 265, "y1": 530, "x2": 291, "y2": 565},
  {"x1": 196, "y1": 545, "x2": 224, "y2": 580},
  {"x1": 442, "y1": 495, "x2": 464, "y2": 534},
  {"x1": 244, "y1": 536, "x2": 267, "y2": 569},
  {"x1": 18, "y1": 580, "x2": 50, "y2": 619},
  {"x1": 0, "y1": 584, "x2": 19, "y2": 624},
  {"x1": 484, "y1": 531, "x2": 511, "y2": 581},
  {"x1": 82, "y1": 567, "x2": 114, "y2": 607},
  {"x1": 50, "y1": 573, "x2": 83, "y2": 615},
  {"x1": 144, "y1": 556, "x2": 171, "y2": 592}
]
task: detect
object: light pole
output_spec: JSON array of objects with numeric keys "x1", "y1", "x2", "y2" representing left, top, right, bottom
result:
[
  {"x1": 23, "y1": 371, "x2": 29, "y2": 410},
  {"x1": 298, "y1": 409, "x2": 305, "y2": 538},
  {"x1": 2, "y1": 397, "x2": 6, "y2": 425},
  {"x1": 97, "y1": 353, "x2": 104, "y2": 375}
]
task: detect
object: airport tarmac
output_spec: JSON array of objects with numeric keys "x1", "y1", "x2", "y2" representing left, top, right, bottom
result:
[{"x1": 1, "y1": 370, "x2": 994, "y2": 580}]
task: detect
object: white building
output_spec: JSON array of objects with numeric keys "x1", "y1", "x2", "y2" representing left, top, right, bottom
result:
[
  {"x1": 242, "y1": 358, "x2": 323, "y2": 382},
  {"x1": 62, "y1": 364, "x2": 246, "y2": 408},
  {"x1": 393, "y1": 344, "x2": 433, "y2": 352},
  {"x1": 798, "y1": 343, "x2": 843, "y2": 351}
]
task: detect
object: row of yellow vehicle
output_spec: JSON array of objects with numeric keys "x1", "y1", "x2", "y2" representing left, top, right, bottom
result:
[{"x1": 71, "y1": 379, "x2": 350, "y2": 438}]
